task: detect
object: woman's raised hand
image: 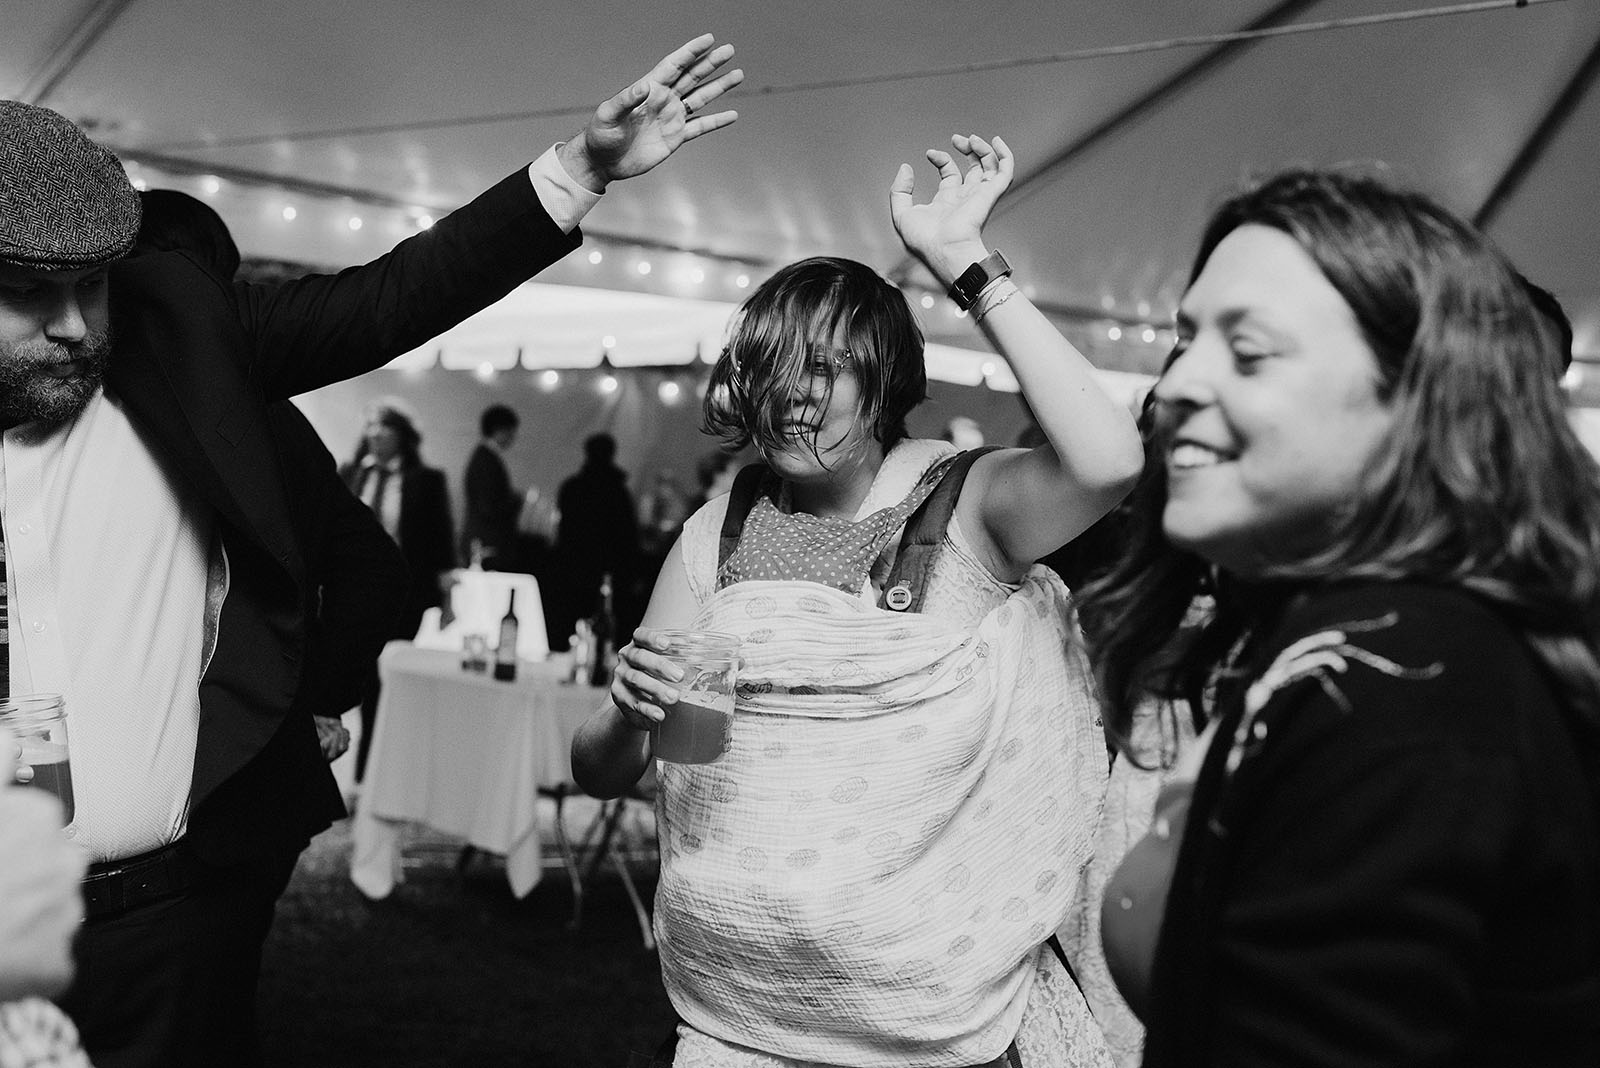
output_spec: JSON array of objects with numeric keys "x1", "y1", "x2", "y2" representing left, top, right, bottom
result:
[
  {"x1": 889, "y1": 134, "x2": 1015, "y2": 285},
  {"x1": 609, "y1": 628, "x2": 686, "y2": 730}
]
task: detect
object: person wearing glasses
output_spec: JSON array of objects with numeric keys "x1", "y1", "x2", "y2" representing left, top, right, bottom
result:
[{"x1": 574, "y1": 134, "x2": 1141, "y2": 1068}]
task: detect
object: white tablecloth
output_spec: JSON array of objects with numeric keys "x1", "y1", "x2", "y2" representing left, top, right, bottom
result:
[{"x1": 349, "y1": 642, "x2": 604, "y2": 899}]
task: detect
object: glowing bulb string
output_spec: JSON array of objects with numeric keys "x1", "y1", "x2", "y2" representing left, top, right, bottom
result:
[{"x1": 142, "y1": 0, "x2": 1564, "y2": 153}]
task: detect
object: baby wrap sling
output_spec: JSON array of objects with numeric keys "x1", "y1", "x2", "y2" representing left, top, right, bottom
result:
[{"x1": 655, "y1": 446, "x2": 1109, "y2": 1067}]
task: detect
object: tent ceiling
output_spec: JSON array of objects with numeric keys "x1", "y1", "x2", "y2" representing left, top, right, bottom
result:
[{"x1": 7, "y1": 0, "x2": 1598, "y2": 380}]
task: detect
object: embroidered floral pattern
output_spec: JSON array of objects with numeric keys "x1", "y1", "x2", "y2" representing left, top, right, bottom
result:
[{"x1": 1226, "y1": 611, "x2": 1444, "y2": 776}]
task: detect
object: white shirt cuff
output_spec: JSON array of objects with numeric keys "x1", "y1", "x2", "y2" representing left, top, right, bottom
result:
[{"x1": 526, "y1": 143, "x2": 602, "y2": 234}]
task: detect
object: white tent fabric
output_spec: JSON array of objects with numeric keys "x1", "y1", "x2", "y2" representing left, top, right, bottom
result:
[{"x1": 6, "y1": 0, "x2": 1596, "y2": 387}]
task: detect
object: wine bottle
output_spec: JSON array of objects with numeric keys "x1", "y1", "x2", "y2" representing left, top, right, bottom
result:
[
  {"x1": 589, "y1": 572, "x2": 615, "y2": 688},
  {"x1": 493, "y1": 590, "x2": 519, "y2": 681}
]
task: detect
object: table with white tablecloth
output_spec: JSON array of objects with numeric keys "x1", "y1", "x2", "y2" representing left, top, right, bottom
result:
[{"x1": 349, "y1": 642, "x2": 604, "y2": 900}]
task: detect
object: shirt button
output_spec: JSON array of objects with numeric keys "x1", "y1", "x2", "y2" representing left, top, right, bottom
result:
[
  {"x1": 16, "y1": 522, "x2": 30, "y2": 535},
  {"x1": 31, "y1": 621, "x2": 45, "y2": 632}
]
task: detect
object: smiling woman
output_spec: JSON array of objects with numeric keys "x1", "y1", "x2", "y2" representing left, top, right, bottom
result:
[
  {"x1": 572, "y1": 132, "x2": 1142, "y2": 1068},
  {"x1": 1081, "y1": 166, "x2": 1600, "y2": 1068}
]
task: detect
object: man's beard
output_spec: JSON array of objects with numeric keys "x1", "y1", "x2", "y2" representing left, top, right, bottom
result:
[{"x1": 0, "y1": 327, "x2": 113, "y2": 427}]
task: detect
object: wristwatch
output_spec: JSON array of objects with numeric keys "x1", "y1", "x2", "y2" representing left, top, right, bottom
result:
[{"x1": 948, "y1": 250, "x2": 1012, "y2": 311}]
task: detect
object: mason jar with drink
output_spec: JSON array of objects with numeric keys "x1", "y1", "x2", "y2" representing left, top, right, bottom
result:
[
  {"x1": 650, "y1": 631, "x2": 741, "y2": 765},
  {"x1": 3, "y1": 693, "x2": 73, "y2": 824}
]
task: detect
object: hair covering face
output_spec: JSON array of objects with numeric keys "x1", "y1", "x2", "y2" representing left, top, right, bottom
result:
[{"x1": 0, "y1": 99, "x2": 141, "y2": 270}]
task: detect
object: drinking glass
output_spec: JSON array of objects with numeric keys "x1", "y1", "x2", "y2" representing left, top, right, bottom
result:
[
  {"x1": 650, "y1": 631, "x2": 741, "y2": 765},
  {"x1": 2, "y1": 694, "x2": 73, "y2": 824}
]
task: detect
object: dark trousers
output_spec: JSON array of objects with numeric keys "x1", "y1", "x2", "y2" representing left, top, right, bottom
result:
[{"x1": 59, "y1": 850, "x2": 298, "y2": 1068}]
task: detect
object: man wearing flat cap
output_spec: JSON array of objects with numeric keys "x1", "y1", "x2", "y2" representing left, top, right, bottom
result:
[{"x1": 0, "y1": 35, "x2": 740, "y2": 1068}]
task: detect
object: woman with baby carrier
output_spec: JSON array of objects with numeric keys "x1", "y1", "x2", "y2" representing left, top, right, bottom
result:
[{"x1": 572, "y1": 133, "x2": 1142, "y2": 1068}]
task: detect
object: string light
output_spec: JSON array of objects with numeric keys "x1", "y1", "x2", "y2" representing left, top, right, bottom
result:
[
  {"x1": 414, "y1": 213, "x2": 435, "y2": 229},
  {"x1": 636, "y1": 260, "x2": 652, "y2": 276},
  {"x1": 588, "y1": 250, "x2": 603, "y2": 265},
  {"x1": 1141, "y1": 326, "x2": 1157, "y2": 344},
  {"x1": 281, "y1": 205, "x2": 297, "y2": 221},
  {"x1": 735, "y1": 273, "x2": 751, "y2": 289},
  {"x1": 658, "y1": 380, "x2": 682, "y2": 405},
  {"x1": 200, "y1": 176, "x2": 221, "y2": 196},
  {"x1": 1108, "y1": 325, "x2": 1123, "y2": 341},
  {"x1": 598, "y1": 373, "x2": 619, "y2": 394},
  {"x1": 688, "y1": 267, "x2": 705, "y2": 284},
  {"x1": 919, "y1": 294, "x2": 936, "y2": 309},
  {"x1": 538, "y1": 369, "x2": 560, "y2": 391},
  {"x1": 347, "y1": 215, "x2": 363, "y2": 231},
  {"x1": 601, "y1": 335, "x2": 617, "y2": 350},
  {"x1": 474, "y1": 362, "x2": 495, "y2": 381}
]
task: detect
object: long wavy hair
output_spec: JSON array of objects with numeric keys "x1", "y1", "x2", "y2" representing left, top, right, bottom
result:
[
  {"x1": 701, "y1": 257, "x2": 926, "y2": 459},
  {"x1": 350, "y1": 400, "x2": 424, "y2": 471},
  {"x1": 1078, "y1": 167, "x2": 1600, "y2": 762}
]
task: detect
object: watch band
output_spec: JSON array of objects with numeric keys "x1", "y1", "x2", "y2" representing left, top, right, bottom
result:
[{"x1": 948, "y1": 250, "x2": 1012, "y2": 311}]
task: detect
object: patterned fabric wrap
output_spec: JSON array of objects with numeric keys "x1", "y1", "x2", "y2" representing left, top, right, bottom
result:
[
  {"x1": 0, "y1": 999, "x2": 92, "y2": 1068},
  {"x1": 655, "y1": 572, "x2": 1109, "y2": 1067}
]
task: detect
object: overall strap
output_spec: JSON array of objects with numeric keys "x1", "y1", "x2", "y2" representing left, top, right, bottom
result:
[
  {"x1": 716, "y1": 462, "x2": 770, "y2": 573},
  {"x1": 877, "y1": 445, "x2": 1001, "y2": 613}
]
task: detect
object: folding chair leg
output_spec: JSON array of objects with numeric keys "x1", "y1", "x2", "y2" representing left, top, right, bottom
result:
[
  {"x1": 607, "y1": 835, "x2": 656, "y2": 950},
  {"x1": 541, "y1": 786, "x2": 585, "y2": 929}
]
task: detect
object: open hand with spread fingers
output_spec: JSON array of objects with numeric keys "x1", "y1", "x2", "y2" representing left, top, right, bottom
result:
[
  {"x1": 889, "y1": 133, "x2": 1015, "y2": 285},
  {"x1": 560, "y1": 33, "x2": 743, "y2": 190}
]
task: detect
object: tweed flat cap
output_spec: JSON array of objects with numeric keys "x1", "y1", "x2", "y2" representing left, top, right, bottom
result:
[{"x1": 1, "y1": 99, "x2": 141, "y2": 270}]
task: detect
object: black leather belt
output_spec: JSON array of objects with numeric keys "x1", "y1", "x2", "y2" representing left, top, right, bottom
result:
[{"x1": 82, "y1": 839, "x2": 197, "y2": 921}]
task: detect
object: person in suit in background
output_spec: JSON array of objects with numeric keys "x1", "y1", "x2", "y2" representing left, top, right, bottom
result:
[
  {"x1": 136, "y1": 188, "x2": 407, "y2": 767},
  {"x1": 0, "y1": 32, "x2": 741, "y2": 1067},
  {"x1": 553, "y1": 432, "x2": 642, "y2": 646},
  {"x1": 341, "y1": 400, "x2": 456, "y2": 781},
  {"x1": 461, "y1": 403, "x2": 524, "y2": 571}
]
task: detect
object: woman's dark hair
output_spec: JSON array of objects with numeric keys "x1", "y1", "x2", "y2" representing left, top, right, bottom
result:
[
  {"x1": 701, "y1": 257, "x2": 927, "y2": 457},
  {"x1": 352, "y1": 402, "x2": 423, "y2": 469},
  {"x1": 1079, "y1": 166, "x2": 1600, "y2": 763}
]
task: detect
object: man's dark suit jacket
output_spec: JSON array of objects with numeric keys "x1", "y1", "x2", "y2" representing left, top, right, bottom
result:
[
  {"x1": 461, "y1": 442, "x2": 520, "y2": 567},
  {"x1": 340, "y1": 459, "x2": 457, "y2": 640},
  {"x1": 271, "y1": 403, "x2": 407, "y2": 723},
  {"x1": 104, "y1": 169, "x2": 579, "y2": 869}
]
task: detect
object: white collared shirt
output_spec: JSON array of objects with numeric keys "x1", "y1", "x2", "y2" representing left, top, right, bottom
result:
[
  {"x1": 356, "y1": 456, "x2": 403, "y2": 541},
  {"x1": 1, "y1": 388, "x2": 213, "y2": 863}
]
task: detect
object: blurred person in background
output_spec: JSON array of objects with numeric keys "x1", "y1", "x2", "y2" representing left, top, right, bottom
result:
[
  {"x1": 461, "y1": 403, "x2": 525, "y2": 571},
  {"x1": 553, "y1": 432, "x2": 642, "y2": 646},
  {"x1": 341, "y1": 400, "x2": 455, "y2": 781}
]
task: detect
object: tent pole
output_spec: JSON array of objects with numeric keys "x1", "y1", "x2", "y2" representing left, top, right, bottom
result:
[{"x1": 1474, "y1": 31, "x2": 1600, "y2": 231}]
